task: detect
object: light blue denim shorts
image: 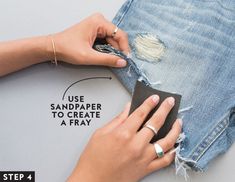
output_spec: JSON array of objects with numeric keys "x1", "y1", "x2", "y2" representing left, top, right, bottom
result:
[{"x1": 94, "y1": 0, "x2": 235, "y2": 177}]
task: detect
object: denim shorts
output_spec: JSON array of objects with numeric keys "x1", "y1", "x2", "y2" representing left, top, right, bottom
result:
[{"x1": 94, "y1": 0, "x2": 235, "y2": 178}]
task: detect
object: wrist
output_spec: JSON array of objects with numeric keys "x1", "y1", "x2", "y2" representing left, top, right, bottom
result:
[
  {"x1": 21, "y1": 36, "x2": 51, "y2": 64},
  {"x1": 44, "y1": 35, "x2": 54, "y2": 61},
  {"x1": 26, "y1": 35, "x2": 54, "y2": 64},
  {"x1": 50, "y1": 32, "x2": 66, "y2": 62},
  {"x1": 44, "y1": 35, "x2": 60, "y2": 64},
  {"x1": 43, "y1": 34, "x2": 63, "y2": 64}
]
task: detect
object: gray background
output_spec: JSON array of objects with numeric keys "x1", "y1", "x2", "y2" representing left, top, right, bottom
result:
[{"x1": 0, "y1": 0, "x2": 234, "y2": 181}]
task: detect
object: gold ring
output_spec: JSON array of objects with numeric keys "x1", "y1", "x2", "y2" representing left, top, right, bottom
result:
[{"x1": 111, "y1": 26, "x2": 119, "y2": 38}]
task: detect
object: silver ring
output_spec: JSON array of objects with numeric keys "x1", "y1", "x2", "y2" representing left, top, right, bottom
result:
[
  {"x1": 154, "y1": 143, "x2": 164, "y2": 158},
  {"x1": 111, "y1": 26, "x2": 119, "y2": 38},
  {"x1": 144, "y1": 124, "x2": 158, "y2": 135}
]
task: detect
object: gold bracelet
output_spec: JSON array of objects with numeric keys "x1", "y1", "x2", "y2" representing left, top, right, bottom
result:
[{"x1": 49, "y1": 34, "x2": 58, "y2": 66}]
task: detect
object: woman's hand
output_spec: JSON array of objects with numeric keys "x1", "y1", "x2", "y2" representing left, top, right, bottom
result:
[
  {"x1": 68, "y1": 95, "x2": 182, "y2": 182},
  {"x1": 0, "y1": 13, "x2": 129, "y2": 76},
  {"x1": 53, "y1": 13, "x2": 129, "y2": 67}
]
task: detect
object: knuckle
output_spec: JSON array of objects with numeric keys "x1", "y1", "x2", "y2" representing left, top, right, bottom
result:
[
  {"x1": 136, "y1": 102, "x2": 152, "y2": 119},
  {"x1": 153, "y1": 112, "x2": 165, "y2": 124},
  {"x1": 103, "y1": 60, "x2": 115, "y2": 67},
  {"x1": 174, "y1": 122, "x2": 182, "y2": 132},
  {"x1": 163, "y1": 98, "x2": 174, "y2": 108},
  {"x1": 166, "y1": 138, "x2": 175, "y2": 148},
  {"x1": 128, "y1": 144, "x2": 142, "y2": 158},
  {"x1": 136, "y1": 109, "x2": 147, "y2": 120},
  {"x1": 111, "y1": 57, "x2": 118, "y2": 65},
  {"x1": 114, "y1": 114, "x2": 124, "y2": 121},
  {"x1": 161, "y1": 99, "x2": 171, "y2": 112},
  {"x1": 104, "y1": 54, "x2": 116, "y2": 63},
  {"x1": 145, "y1": 97, "x2": 154, "y2": 108},
  {"x1": 115, "y1": 130, "x2": 132, "y2": 141}
]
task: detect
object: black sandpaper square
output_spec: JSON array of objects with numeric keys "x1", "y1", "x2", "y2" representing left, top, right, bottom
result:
[{"x1": 129, "y1": 81, "x2": 182, "y2": 143}]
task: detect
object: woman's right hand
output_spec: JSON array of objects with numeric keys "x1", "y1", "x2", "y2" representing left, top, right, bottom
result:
[
  {"x1": 0, "y1": 13, "x2": 129, "y2": 76},
  {"x1": 67, "y1": 95, "x2": 182, "y2": 182},
  {"x1": 52, "y1": 13, "x2": 129, "y2": 67}
]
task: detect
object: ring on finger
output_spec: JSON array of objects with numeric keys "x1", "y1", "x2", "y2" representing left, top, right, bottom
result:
[
  {"x1": 111, "y1": 26, "x2": 119, "y2": 38},
  {"x1": 154, "y1": 143, "x2": 164, "y2": 158},
  {"x1": 144, "y1": 124, "x2": 158, "y2": 135}
]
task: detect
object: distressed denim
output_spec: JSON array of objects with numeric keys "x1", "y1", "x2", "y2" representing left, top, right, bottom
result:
[{"x1": 94, "y1": 0, "x2": 235, "y2": 177}]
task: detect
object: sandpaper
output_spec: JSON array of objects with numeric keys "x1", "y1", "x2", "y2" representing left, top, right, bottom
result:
[{"x1": 129, "y1": 81, "x2": 182, "y2": 143}]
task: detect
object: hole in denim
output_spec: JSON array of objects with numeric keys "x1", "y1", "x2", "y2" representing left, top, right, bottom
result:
[{"x1": 133, "y1": 33, "x2": 166, "y2": 63}]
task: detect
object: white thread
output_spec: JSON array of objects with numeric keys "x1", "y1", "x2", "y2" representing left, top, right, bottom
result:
[
  {"x1": 149, "y1": 80, "x2": 162, "y2": 86},
  {"x1": 127, "y1": 52, "x2": 132, "y2": 59},
  {"x1": 127, "y1": 65, "x2": 132, "y2": 77},
  {"x1": 180, "y1": 115, "x2": 185, "y2": 120},
  {"x1": 139, "y1": 63, "x2": 144, "y2": 69},
  {"x1": 134, "y1": 33, "x2": 166, "y2": 62},
  {"x1": 173, "y1": 132, "x2": 197, "y2": 181},
  {"x1": 138, "y1": 76, "x2": 145, "y2": 82},
  {"x1": 179, "y1": 105, "x2": 194, "y2": 113}
]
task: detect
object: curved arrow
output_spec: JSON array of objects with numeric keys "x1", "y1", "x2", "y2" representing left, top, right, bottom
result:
[{"x1": 62, "y1": 76, "x2": 112, "y2": 100}]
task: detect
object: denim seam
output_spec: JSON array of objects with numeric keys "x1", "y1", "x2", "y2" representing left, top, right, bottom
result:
[
  {"x1": 188, "y1": 111, "x2": 230, "y2": 163},
  {"x1": 114, "y1": 0, "x2": 134, "y2": 27}
]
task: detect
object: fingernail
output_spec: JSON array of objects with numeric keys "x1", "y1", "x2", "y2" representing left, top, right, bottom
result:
[
  {"x1": 117, "y1": 59, "x2": 127, "y2": 67},
  {"x1": 178, "y1": 119, "x2": 183, "y2": 127},
  {"x1": 152, "y1": 95, "x2": 159, "y2": 103},
  {"x1": 168, "y1": 97, "x2": 175, "y2": 106}
]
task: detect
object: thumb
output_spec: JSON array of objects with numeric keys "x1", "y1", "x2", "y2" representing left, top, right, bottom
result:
[{"x1": 86, "y1": 49, "x2": 127, "y2": 67}]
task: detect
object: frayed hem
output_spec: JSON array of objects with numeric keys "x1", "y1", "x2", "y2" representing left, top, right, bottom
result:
[{"x1": 173, "y1": 133, "x2": 204, "y2": 181}]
